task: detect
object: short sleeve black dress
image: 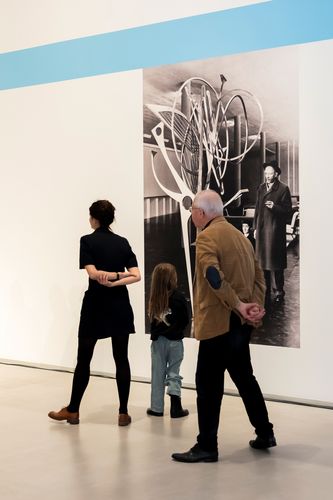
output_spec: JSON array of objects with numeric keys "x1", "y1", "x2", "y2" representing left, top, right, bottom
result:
[{"x1": 78, "y1": 227, "x2": 138, "y2": 339}]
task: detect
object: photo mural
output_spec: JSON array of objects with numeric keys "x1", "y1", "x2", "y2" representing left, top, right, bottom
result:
[{"x1": 143, "y1": 45, "x2": 299, "y2": 347}]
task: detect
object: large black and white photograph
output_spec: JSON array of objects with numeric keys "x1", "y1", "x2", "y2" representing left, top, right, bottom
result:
[{"x1": 143, "y1": 45, "x2": 299, "y2": 348}]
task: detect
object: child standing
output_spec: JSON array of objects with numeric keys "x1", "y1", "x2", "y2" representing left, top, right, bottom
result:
[{"x1": 147, "y1": 263, "x2": 189, "y2": 418}]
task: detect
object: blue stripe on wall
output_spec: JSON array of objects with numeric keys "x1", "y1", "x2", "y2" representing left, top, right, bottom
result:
[{"x1": 1, "y1": 0, "x2": 333, "y2": 90}]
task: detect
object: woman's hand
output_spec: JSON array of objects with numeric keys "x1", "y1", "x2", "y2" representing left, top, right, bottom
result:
[
  {"x1": 84, "y1": 265, "x2": 114, "y2": 283},
  {"x1": 96, "y1": 271, "x2": 112, "y2": 284}
]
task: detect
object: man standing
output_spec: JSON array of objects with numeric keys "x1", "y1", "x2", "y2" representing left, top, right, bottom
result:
[
  {"x1": 242, "y1": 221, "x2": 256, "y2": 248},
  {"x1": 172, "y1": 190, "x2": 276, "y2": 463},
  {"x1": 253, "y1": 160, "x2": 292, "y2": 303}
]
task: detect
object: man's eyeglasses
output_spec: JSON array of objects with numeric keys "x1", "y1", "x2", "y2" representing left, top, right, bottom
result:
[{"x1": 189, "y1": 206, "x2": 200, "y2": 213}]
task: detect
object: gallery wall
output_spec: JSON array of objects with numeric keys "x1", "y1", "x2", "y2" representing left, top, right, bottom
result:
[{"x1": 0, "y1": 0, "x2": 333, "y2": 406}]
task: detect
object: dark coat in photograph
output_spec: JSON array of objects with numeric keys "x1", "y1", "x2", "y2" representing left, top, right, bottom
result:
[{"x1": 253, "y1": 179, "x2": 292, "y2": 271}]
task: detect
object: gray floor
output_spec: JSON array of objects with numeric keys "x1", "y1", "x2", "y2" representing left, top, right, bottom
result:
[{"x1": 0, "y1": 363, "x2": 332, "y2": 500}]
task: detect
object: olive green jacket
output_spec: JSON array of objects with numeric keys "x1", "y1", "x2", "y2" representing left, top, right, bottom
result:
[{"x1": 193, "y1": 216, "x2": 265, "y2": 340}]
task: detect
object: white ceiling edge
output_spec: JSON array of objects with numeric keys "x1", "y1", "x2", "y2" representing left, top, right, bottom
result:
[{"x1": 0, "y1": 0, "x2": 269, "y2": 53}]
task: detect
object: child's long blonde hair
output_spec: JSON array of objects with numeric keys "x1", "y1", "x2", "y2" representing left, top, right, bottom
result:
[{"x1": 148, "y1": 263, "x2": 177, "y2": 322}]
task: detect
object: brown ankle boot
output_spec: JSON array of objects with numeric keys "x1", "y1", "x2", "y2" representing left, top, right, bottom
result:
[
  {"x1": 118, "y1": 413, "x2": 132, "y2": 426},
  {"x1": 48, "y1": 407, "x2": 80, "y2": 425}
]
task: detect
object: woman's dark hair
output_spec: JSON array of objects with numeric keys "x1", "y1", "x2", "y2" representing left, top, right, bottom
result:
[
  {"x1": 148, "y1": 263, "x2": 177, "y2": 322},
  {"x1": 89, "y1": 200, "x2": 115, "y2": 228}
]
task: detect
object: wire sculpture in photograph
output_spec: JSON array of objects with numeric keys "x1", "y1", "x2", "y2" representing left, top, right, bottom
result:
[{"x1": 147, "y1": 74, "x2": 263, "y2": 308}]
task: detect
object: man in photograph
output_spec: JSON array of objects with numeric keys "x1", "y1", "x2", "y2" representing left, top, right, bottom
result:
[
  {"x1": 171, "y1": 190, "x2": 276, "y2": 463},
  {"x1": 253, "y1": 160, "x2": 292, "y2": 303}
]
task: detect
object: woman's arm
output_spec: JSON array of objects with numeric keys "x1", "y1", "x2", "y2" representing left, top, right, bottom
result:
[
  {"x1": 84, "y1": 265, "x2": 108, "y2": 281},
  {"x1": 84, "y1": 265, "x2": 141, "y2": 287},
  {"x1": 84, "y1": 265, "x2": 131, "y2": 282},
  {"x1": 105, "y1": 267, "x2": 141, "y2": 287}
]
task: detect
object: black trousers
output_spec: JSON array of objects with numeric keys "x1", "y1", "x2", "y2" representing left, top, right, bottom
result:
[
  {"x1": 67, "y1": 335, "x2": 131, "y2": 414},
  {"x1": 196, "y1": 314, "x2": 273, "y2": 452}
]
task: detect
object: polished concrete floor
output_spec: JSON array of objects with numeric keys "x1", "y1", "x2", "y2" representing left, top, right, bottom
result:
[{"x1": 1, "y1": 363, "x2": 332, "y2": 500}]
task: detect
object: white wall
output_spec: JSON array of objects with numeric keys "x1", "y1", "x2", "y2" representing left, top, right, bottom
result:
[
  {"x1": 0, "y1": 71, "x2": 145, "y2": 374},
  {"x1": 1, "y1": 0, "x2": 333, "y2": 406},
  {"x1": 0, "y1": 0, "x2": 266, "y2": 51}
]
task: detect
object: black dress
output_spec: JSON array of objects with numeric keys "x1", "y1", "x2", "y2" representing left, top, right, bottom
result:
[{"x1": 78, "y1": 227, "x2": 138, "y2": 339}]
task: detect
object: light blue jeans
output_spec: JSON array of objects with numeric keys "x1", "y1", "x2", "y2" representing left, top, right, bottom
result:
[{"x1": 150, "y1": 336, "x2": 184, "y2": 413}]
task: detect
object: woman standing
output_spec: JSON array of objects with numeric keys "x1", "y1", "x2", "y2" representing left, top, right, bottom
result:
[{"x1": 48, "y1": 200, "x2": 141, "y2": 426}]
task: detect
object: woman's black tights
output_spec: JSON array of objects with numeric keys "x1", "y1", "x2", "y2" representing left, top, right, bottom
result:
[{"x1": 67, "y1": 335, "x2": 131, "y2": 414}]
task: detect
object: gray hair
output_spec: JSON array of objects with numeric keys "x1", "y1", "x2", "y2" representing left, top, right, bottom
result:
[{"x1": 193, "y1": 189, "x2": 224, "y2": 217}]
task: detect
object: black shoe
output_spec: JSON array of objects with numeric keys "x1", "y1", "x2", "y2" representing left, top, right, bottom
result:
[
  {"x1": 147, "y1": 408, "x2": 164, "y2": 417},
  {"x1": 169, "y1": 395, "x2": 189, "y2": 418},
  {"x1": 172, "y1": 444, "x2": 218, "y2": 463},
  {"x1": 249, "y1": 435, "x2": 277, "y2": 449},
  {"x1": 171, "y1": 407, "x2": 189, "y2": 418}
]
